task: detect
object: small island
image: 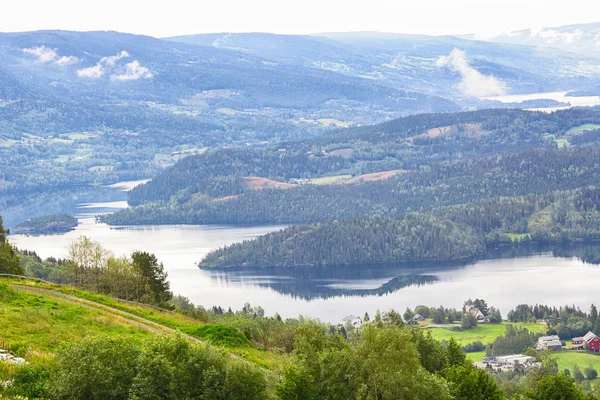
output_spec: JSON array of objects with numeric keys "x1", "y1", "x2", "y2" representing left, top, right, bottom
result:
[{"x1": 14, "y1": 214, "x2": 78, "y2": 235}]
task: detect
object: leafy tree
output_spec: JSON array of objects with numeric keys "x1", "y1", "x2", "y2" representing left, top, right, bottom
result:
[
  {"x1": 526, "y1": 373, "x2": 587, "y2": 400},
  {"x1": 590, "y1": 304, "x2": 598, "y2": 326},
  {"x1": 131, "y1": 251, "x2": 172, "y2": 306},
  {"x1": 403, "y1": 307, "x2": 415, "y2": 322},
  {"x1": 444, "y1": 364, "x2": 503, "y2": 400},
  {"x1": 446, "y1": 338, "x2": 467, "y2": 368},
  {"x1": 573, "y1": 365, "x2": 585, "y2": 382},
  {"x1": 473, "y1": 299, "x2": 489, "y2": 316},
  {"x1": 461, "y1": 312, "x2": 478, "y2": 330},
  {"x1": 584, "y1": 367, "x2": 598, "y2": 381},
  {"x1": 0, "y1": 215, "x2": 22, "y2": 275},
  {"x1": 488, "y1": 307, "x2": 503, "y2": 324},
  {"x1": 51, "y1": 336, "x2": 140, "y2": 400}
]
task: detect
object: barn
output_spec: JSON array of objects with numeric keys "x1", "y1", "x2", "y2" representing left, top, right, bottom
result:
[{"x1": 583, "y1": 331, "x2": 600, "y2": 353}]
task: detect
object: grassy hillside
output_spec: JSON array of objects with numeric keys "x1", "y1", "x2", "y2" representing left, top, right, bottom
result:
[
  {"x1": 0, "y1": 283, "x2": 151, "y2": 357},
  {"x1": 426, "y1": 322, "x2": 547, "y2": 347},
  {"x1": 0, "y1": 279, "x2": 284, "y2": 370}
]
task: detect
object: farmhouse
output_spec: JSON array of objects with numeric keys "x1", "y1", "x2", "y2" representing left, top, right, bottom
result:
[
  {"x1": 412, "y1": 314, "x2": 425, "y2": 322},
  {"x1": 583, "y1": 331, "x2": 600, "y2": 353},
  {"x1": 342, "y1": 315, "x2": 363, "y2": 329},
  {"x1": 468, "y1": 307, "x2": 485, "y2": 323},
  {"x1": 537, "y1": 335, "x2": 562, "y2": 351},
  {"x1": 572, "y1": 337, "x2": 584, "y2": 345}
]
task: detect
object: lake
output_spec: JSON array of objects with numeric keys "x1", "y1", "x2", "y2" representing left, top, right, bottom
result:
[
  {"x1": 483, "y1": 91, "x2": 600, "y2": 112},
  {"x1": 9, "y1": 194, "x2": 600, "y2": 322}
]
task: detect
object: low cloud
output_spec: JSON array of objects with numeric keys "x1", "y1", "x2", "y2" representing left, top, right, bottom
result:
[
  {"x1": 77, "y1": 50, "x2": 131, "y2": 79},
  {"x1": 55, "y1": 55, "x2": 79, "y2": 66},
  {"x1": 22, "y1": 45, "x2": 79, "y2": 65},
  {"x1": 436, "y1": 49, "x2": 506, "y2": 98},
  {"x1": 100, "y1": 50, "x2": 130, "y2": 66},
  {"x1": 111, "y1": 61, "x2": 153, "y2": 81},
  {"x1": 77, "y1": 64, "x2": 105, "y2": 78},
  {"x1": 530, "y1": 28, "x2": 584, "y2": 44}
]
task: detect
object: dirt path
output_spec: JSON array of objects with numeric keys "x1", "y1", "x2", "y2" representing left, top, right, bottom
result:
[{"x1": 9, "y1": 284, "x2": 254, "y2": 367}]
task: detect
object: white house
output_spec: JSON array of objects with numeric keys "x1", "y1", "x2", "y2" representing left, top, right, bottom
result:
[{"x1": 468, "y1": 307, "x2": 485, "y2": 322}]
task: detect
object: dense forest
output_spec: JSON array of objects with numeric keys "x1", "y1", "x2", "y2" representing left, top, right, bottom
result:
[
  {"x1": 201, "y1": 214, "x2": 484, "y2": 267},
  {"x1": 13, "y1": 214, "x2": 77, "y2": 235},
  {"x1": 199, "y1": 186, "x2": 600, "y2": 267},
  {"x1": 107, "y1": 108, "x2": 600, "y2": 226}
]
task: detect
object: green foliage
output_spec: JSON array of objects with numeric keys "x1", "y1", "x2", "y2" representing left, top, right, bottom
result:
[
  {"x1": 0, "y1": 216, "x2": 21, "y2": 275},
  {"x1": 462, "y1": 313, "x2": 478, "y2": 330},
  {"x1": 488, "y1": 325, "x2": 539, "y2": 356},
  {"x1": 14, "y1": 214, "x2": 77, "y2": 235},
  {"x1": 463, "y1": 341, "x2": 487, "y2": 353},
  {"x1": 51, "y1": 336, "x2": 140, "y2": 400},
  {"x1": 50, "y1": 334, "x2": 267, "y2": 400},
  {"x1": 188, "y1": 325, "x2": 252, "y2": 348},
  {"x1": 201, "y1": 213, "x2": 484, "y2": 267},
  {"x1": 526, "y1": 373, "x2": 588, "y2": 400},
  {"x1": 573, "y1": 365, "x2": 585, "y2": 382},
  {"x1": 584, "y1": 366, "x2": 598, "y2": 380},
  {"x1": 444, "y1": 364, "x2": 504, "y2": 400},
  {"x1": 7, "y1": 364, "x2": 51, "y2": 399}
]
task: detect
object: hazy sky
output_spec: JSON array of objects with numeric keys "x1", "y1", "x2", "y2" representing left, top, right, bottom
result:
[{"x1": 1, "y1": 0, "x2": 599, "y2": 38}]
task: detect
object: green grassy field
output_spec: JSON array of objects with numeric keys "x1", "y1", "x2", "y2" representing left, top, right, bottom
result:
[
  {"x1": 0, "y1": 283, "x2": 151, "y2": 358},
  {"x1": 567, "y1": 124, "x2": 600, "y2": 134},
  {"x1": 426, "y1": 322, "x2": 547, "y2": 348},
  {"x1": 1, "y1": 279, "x2": 284, "y2": 370},
  {"x1": 555, "y1": 351, "x2": 600, "y2": 374}
]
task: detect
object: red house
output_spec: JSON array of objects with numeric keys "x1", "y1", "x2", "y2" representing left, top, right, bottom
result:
[{"x1": 583, "y1": 331, "x2": 600, "y2": 353}]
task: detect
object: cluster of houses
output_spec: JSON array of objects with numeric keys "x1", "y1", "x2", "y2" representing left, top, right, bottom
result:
[
  {"x1": 536, "y1": 331, "x2": 600, "y2": 353},
  {"x1": 0, "y1": 349, "x2": 25, "y2": 365},
  {"x1": 477, "y1": 354, "x2": 540, "y2": 373}
]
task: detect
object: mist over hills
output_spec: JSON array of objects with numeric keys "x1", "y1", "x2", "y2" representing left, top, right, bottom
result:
[{"x1": 2, "y1": 27, "x2": 600, "y2": 210}]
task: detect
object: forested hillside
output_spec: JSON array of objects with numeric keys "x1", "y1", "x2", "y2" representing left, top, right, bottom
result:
[
  {"x1": 105, "y1": 144, "x2": 600, "y2": 225},
  {"x1": 200, "y1": 187, "x2": 600, "y2": 267}
]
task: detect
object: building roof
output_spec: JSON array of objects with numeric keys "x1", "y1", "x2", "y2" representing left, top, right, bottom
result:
[
  {"x1": 538, "y1": 335, "x2": 560, "y2": 343},
  {"x1": 584, "y1": 331, "x2": 598, "y2": 342},
  {"x1": 545, "y1": 340, "x2": 562, "y2": 347},
  {"x1": 572, "y1": 337, "x2": 585, "y2": 342}
]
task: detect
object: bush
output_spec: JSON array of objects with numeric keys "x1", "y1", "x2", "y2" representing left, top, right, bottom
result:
[
  {"x1": 461, "y1": 313, "x2": 478, "y2": 330},
  {"x1": 462, "y1": 341, "x2": 486, "y2": 353},
  {"x1": 9, "y1": 365, "x2": 50, "y2": 399},
  {"x1": 584, "y1": 367, "x2": 598, "y2": 380}
]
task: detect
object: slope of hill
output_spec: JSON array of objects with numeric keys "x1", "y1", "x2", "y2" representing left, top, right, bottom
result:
[
  {"x1": 168, "y1": 31, "x2": 600, "y2": 98},
  {"x1": 476, "y1": 22, "x2": 600, "y2": 58},
  {"x1": 109, "y1": 108, "x2": 600, "y2": 212}
]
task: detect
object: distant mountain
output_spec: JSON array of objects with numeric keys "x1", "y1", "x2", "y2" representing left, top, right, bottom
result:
[
  {"x1": 467, "y1": 22, "x2": 600, "y2": 59},
  {"x1": 168, "y1": 31, "x2": 600, "y2": 98}
]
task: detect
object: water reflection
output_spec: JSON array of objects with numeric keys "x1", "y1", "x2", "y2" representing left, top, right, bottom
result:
[
  {"x1": 203, "y1": 243, "x2": 600, "y2": 302},
  {"x1": 207, "y1": 266, "x2": 439, "y2": 300}
]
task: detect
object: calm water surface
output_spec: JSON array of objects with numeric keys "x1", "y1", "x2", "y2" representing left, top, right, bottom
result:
[
  {"x1": 8, "y1": 188, "x2": 600, "y2": 322},
  {"x1": 483, "y1": 91, "x2": 600, "y2": 112}
]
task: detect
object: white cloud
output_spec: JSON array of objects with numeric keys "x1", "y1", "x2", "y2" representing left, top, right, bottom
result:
[
  {"x1": 530, "y1": 28, "x2": 584, "y2": 44},
  {"x1": 436, "y1": 48, "x2": 506, "y2": 98},
  {"x1": 110, "y1": 60, "x2": 153, "y2": 81},
  {"x1": 100, "y1": 50, "x2": 130, "y2": 66},
  {"x1": 55, "y1": 55, "x2": 79, "y2": 66},
  {"x1": 595, "y1": 34, "x2": 600, "y2": 47},
  {"x1": 77, "y1": 63, "x2": 105, "y2": 78},
  {"x1": 76, "y1": 50, "x2": 131, "y2": 79},
  {"x1": 22, "y1": 45, "x2": 58, "y2": 62},
  {"x1": 22, "y1": 45, "x2": 80, "y2": 66}
]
